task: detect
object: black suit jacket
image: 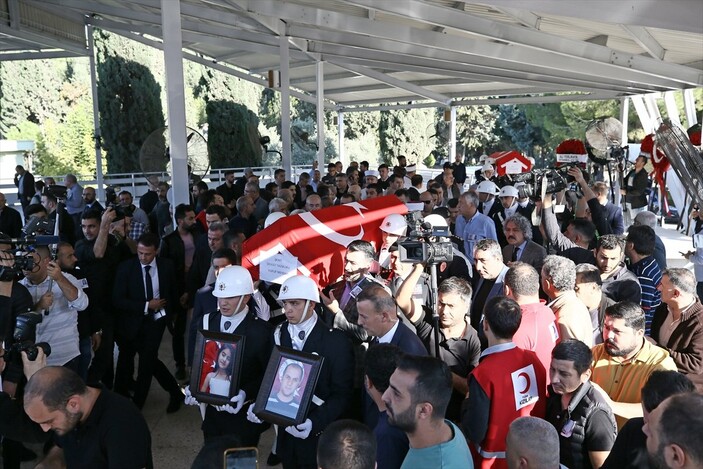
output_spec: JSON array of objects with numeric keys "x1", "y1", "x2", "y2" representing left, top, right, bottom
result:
[
  {"x1": 204, "y1": 310, "x2": 272, "y2": 399},
  {"x1": 389, "y1": 322, "x2": 428, "y2": 356},
  {"x1": 0, "y1": 206, "x2": 23, "y2": 238},
  {"x1": 14, "y1": 171, "x2": 35, "y2": 204},
  {"x1": 502, "y1": 240, "x2": 547, "y2": 272},
  {"x1": 603, "y1": 202, "x2": 625, "y2": 235},
  {"x1": 113, "y1": 257, "x2": 177, "y2": 341}
]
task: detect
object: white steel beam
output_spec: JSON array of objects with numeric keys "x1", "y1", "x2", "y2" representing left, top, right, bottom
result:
[
  {"x1": 316, "y1": 61, "x2": 325, "y2": 168},
  {"x1": 631, "y1": 95, "x2": 655, "y2": 134},
  {"x1": 644, "y1": 94, "x2": 663, "y2": 128},
  {"x1": 620, "y1": 98, "x2": 629, "y2": 146},
  {"x1": 338, "y1": 111, "x2": 345, "y2": 165},
  {"x1": 161, "y1": 0, "x2": 189, "y2": 206},
  {"x1": 683, "y1": 89, "x2": 699, "y2": 127},
  {"x1": 620, "y1": 25, "x2": 665, "y2": 60},
  {"x1": 663, "y1": 91, "x2": 682, "y2": 128},
  {"x1": 87, "y1": 26, "x2": 105, "y2": 203},
  {"x1": 280, "y1": 25, "x2": 292, "y2": 175},
  {"x1": 342, "y1": 0, "x2": 702, "y2": 86},
  {"x1": 328, "y1": 62, "x2": 452, "y2": 106},
  {"x1": 449, "y1": 107, "x2": 457, "y2": 162}
]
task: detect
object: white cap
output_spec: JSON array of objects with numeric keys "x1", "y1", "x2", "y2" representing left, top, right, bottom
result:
[
  {"x1": 423, "y1": 214, "x2": 448, "y2": 228},
  {"x1": 380, "y1": 213, "x2": 407, "y2": 236},
  {"x1": 406, "y1": 164, "x2": 416, "y2": 172},
  {"x1": 499, "y1": 185, "x2": 519, "y2": 198},
  {"x1": 213, "y1": 266, "x2": 255, "y2": 298},
  {"x1": 365, "y1": 170, "x2": 379, "y2": 178},
  {"x1": 479, "y1": 154, "x2": 488, "y2": 163},
  {"x1": 482, "y1": 163, "x2": 494, "y2": 173},
  {"x1": 264, "y1": 212, "x2": 286, "y2": 228},
  {"x1": 477, "y1": 180, "x2": 499, "y2": 195},
  {"x1": 278, "y1": 275, "x2": 320, "y2": 303}
]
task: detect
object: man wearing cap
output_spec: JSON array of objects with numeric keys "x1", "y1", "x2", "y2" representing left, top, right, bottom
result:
[
  {"x1": 184, "y1": 265, "x2": 272, "y2": 445},
  {"x1": 492, "y1": 185, "x2": 532, "y2": 247},
  {"x1": 476, "y1": 180, "x2": 500, "y2": 217},
  {"x1": 378, "y1": 214, "x2": 407, "y2": 269},
  {"x1": 248, "y1": 275, "x2": 354, "y2": 469},
  {"x1": 404, "y1": 164, "x2": 417, "y2": 189}
]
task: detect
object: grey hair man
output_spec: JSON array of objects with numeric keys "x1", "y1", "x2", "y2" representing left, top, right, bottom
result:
[
  {"x1": 542, "y1": 255, "x2": 593, "y2": 346},
  {"x1": 502, "y1": 214, "x2": 546, "y2": 272}
]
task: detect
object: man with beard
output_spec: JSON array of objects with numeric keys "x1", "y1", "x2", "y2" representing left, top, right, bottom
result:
[
  {"x1": 382, "y1": 355, "x2": 472, "y2": 468},
  {"x1": 643, "y1": 393, "x2": 703, "y2": 469},
  {"x1": 247, "y1": 275, "x2": 353, "y2": 469},
  {"x1": 590, "y1": 302, "x2": 677, "y2": 430},
  {"x1": 546, "y1": 340, "x2": 617, "y2": 469},
  {"x1": 159, "y1": 204, "x2": 199, "y2": 380},
  {"x1": 24, "y1": 366, "x2": 152, "y2": 468},
  {"x1": 81, "y1": 186, "x2": 104, "y2": 215},
  {"x1": 596, "y1": 235, "x2": 642, "y2": 304}
]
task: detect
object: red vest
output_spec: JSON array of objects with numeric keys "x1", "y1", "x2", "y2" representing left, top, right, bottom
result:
[{"x1": 469, "y1": 344, "x2": 547, "y2": 469}]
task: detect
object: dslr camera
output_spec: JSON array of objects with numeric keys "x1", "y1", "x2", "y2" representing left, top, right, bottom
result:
[
  {"x1": 5, "y1": 312, "x2": 51, "y2": 362},
  {"x1": 399, "y1": 212, "x2": 454, "y2": 264}
]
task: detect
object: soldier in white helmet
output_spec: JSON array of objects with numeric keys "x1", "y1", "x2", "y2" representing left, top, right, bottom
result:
[
  {"x1": 247, "y1": 275, "x2": 354, "y2": 469},
  {"x1": 184, "y1": 265, "x2": 272, "y2": 446},
  {"x1": 378, "y1": 213, "x2": 407, "y2": 269},
  {"x1": 476, "y1": 180, "x2": 500, "y2": 216}
]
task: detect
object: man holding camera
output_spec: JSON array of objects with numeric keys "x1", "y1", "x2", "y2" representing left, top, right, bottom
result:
[{"x1": 19, "y1": 245, "x2": 88, "y2": 371}]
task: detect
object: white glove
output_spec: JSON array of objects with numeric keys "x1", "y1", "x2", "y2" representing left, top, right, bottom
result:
[
  {"x1": 285, "y1": 419, "x2": 312, "y2": 439},
  {"x1": 246, "y1": 403, "x2": 263, "y2": 424},
  {"x1": 215, "y1": 389, "x2": 246, "y2": 414},
  {"x1": 184, "y1": 386, "x2": 200, "y2": 406}
]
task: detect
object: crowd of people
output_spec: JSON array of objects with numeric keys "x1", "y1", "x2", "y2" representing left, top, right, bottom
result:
[{"x1": 0, "y1": 151, "x2": 701, "y2": 469}]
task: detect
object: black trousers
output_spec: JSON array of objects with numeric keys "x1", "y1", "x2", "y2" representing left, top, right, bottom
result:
[
  {"x1": 115, "y1": 317, "x2": 180, "y2": 408},
  {"x1": 168, "y1": 307, "x2": 186, "y2": 369}
]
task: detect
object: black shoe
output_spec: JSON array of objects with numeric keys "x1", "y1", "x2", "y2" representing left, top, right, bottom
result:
[
  {"x1": 175, "y1": 366, "x2": 187, "y2": 380},
  {"x1": 167, "y1": 394, "x2": 182, "y2": 414},
  {"x1": 267, "y1": 452, "x2": 281, "y2": 466}
]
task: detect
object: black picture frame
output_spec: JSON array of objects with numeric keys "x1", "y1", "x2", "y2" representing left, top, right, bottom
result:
[
  {"x1": 253, "y1": 346, "x2": 324, "y2": 427},
  {"x1": 190, "y1": 330, "x2": 245, "y2": 406}
]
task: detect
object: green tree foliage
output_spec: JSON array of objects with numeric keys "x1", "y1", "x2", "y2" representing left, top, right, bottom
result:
[
  {"x1": 96, "y1": 50, "x2": 165, "y2": 173},
  {"x1": 378, "y1": 108, "x2": 435, "y2": 165},
  {"x1": 206, "y1": 100, "x2": 261, "y2": 168},
  {"x1": 493, "y1": 105, "x2": 545, "y2": 158}
]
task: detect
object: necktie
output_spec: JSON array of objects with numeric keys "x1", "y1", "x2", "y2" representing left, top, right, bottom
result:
[
  {"x1": 512, "y1": 247, "x2": 520, "y2": 262},
  {"x1": 298, "y1": 330, "x2": 305, "y2": 340},
  {"x1": 224, "y1": 321, "x2": 232, "y2": 331},
  {"x1": 144, "y1": 265, "x2": 154, "y2": 304}
]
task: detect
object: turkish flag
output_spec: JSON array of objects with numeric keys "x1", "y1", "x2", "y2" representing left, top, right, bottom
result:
[{"x1": 242, "y1": 196, "x2": 407, "y2": 287}]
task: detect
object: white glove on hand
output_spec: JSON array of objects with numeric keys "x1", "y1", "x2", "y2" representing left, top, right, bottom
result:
[
  {"x1": 246, "y1": 403, "x2": 263, "y2": 424},
  {"x1": 285, "y1": 419, "x2": 312, "y2": 439},
  {"x1": 184, "y1": 386, "x2": 200, "y2": 406},
  {"x1": 215, "y1": 389, "x2": 246, "y2": 414}
]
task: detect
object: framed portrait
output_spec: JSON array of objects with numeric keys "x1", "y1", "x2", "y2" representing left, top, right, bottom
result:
[
  {"x1": 190, "y1": 330, "x2": 245, "y2": 406},
  {"x1": 253, "y1": 346, "x2": 324, "y2": 427}
]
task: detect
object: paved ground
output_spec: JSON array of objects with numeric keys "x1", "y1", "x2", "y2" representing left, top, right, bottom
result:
[{"x1": 17, "y1": 220, "x2": 692, "y2": 468}]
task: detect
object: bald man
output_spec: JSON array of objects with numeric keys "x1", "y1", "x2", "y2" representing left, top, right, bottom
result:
[
  {"x1": 24, "y1": 366, "x2": 152, "y2": 468},
  {"x1": 506, "y1": 416, "x2": 561, "y2": 469}
]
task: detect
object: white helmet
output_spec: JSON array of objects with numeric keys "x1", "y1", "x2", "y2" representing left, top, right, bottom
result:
[
  {"x1": 499, "y1": 185, "x2": 519, "y2": 198},
  {"x1": 213, "y1": 265, "x2": 254, "y2": 298},
  {"x1": 477, "y1": 180, "x2": 499, "y2": 195},
  {"x1": 278, "y1": 275, "x2": 320, "y2": 303},
  {"x1": 481, "y1": 163, "x2": 494, "y2": 173},
  {"x1": 264, "y1": 212, "x2": 286, "y2": 228},
  {"x1": 423, "y1": 214, "x2": 448, "y2": 228},
  {"x1": 380, "y1": 213, "x2": 407, "y2": 236},
  {"x1": 479, "y1": 154, "x2": 488, "y2": 163}
]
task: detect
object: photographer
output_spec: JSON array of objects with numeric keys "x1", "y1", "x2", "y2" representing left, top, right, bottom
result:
[
  {"x1": 40, "y1": 190, "x2": 75, "y2": 246},
  {"x1": 19, "y1": 245, "x2": 88, "y2": 371}
]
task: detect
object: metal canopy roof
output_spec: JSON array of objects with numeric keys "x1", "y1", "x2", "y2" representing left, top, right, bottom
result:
[{"x1": 5, "y1": 0, "x2": 703, "y2": 109}]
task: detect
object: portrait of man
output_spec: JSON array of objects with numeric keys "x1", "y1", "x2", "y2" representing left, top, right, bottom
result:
[{"x1": 266, "y1": 359, "x2": 309, "y2": 419}]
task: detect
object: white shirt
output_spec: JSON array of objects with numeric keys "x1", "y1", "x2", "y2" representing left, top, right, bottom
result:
[
  {"x1": 220, "y1": 309, "x2": 247, "y2": 334},
  {"x1": 378, "y1": 320, "x2": 400, "y2": 344},
  {"x1": 20, "y1": 273, "x2": 88, "y2": 366},
  {"x1": 288, "y1": 313, "x2": 318, "y2": 351},
  {"x1": 141, "y1": 260, "x2": 161, "y2": 313}
]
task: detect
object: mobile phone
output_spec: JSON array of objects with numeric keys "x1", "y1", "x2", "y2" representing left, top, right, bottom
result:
[{"x1": 224, "y1": 447, "x2": 258, "y2": 469}]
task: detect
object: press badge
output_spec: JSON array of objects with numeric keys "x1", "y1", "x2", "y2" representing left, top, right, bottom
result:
[{"x1": 561, "y1": 419, "x2": 575, "y2": 438}]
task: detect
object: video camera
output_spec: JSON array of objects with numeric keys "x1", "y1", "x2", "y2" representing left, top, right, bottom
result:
[
  {"x1": 0, "y1": 234, "x2": 60, "y2": 281},
  {"x1": 399, "y1": 212, "x2": 454, "y2": 264},
  {"x1": 498, "y1": 163, "x2": 588, "y2": 200},
  {"x1": 108, "y1": 203, "x2": 134, "y2": 222},
  {"x1": 4, "y1": 312, "x2": 51, "y2": 362}
]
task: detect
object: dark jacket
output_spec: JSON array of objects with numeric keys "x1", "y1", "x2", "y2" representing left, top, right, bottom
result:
[
  {"x1": 0, "y1": 205, "x2": 23, "y2": 238},
  {"x1": 14, "y1": 171, "x2": 35, "y2": 206},
  {"x1": 112, "y1": 257, "x2": 177, "y2": 341},
  {"x1": 650, "y1": 300, "x2": 703, "y2": 391},
  {"x1": 625, "y1": 168, "x2": 649, "y2": 209},
  {"x1": 546, "y1": 381, "x2": 617, "y2": 469},
  {"x1": 603, "y1": 202, "x2": 625, "y2": 235},
  {"x1": 601, "y1": 264, "x2": 642, "y2": 304},
  {"x1": 388, "y1": 321, "x2": 428, "y2": 357}
]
